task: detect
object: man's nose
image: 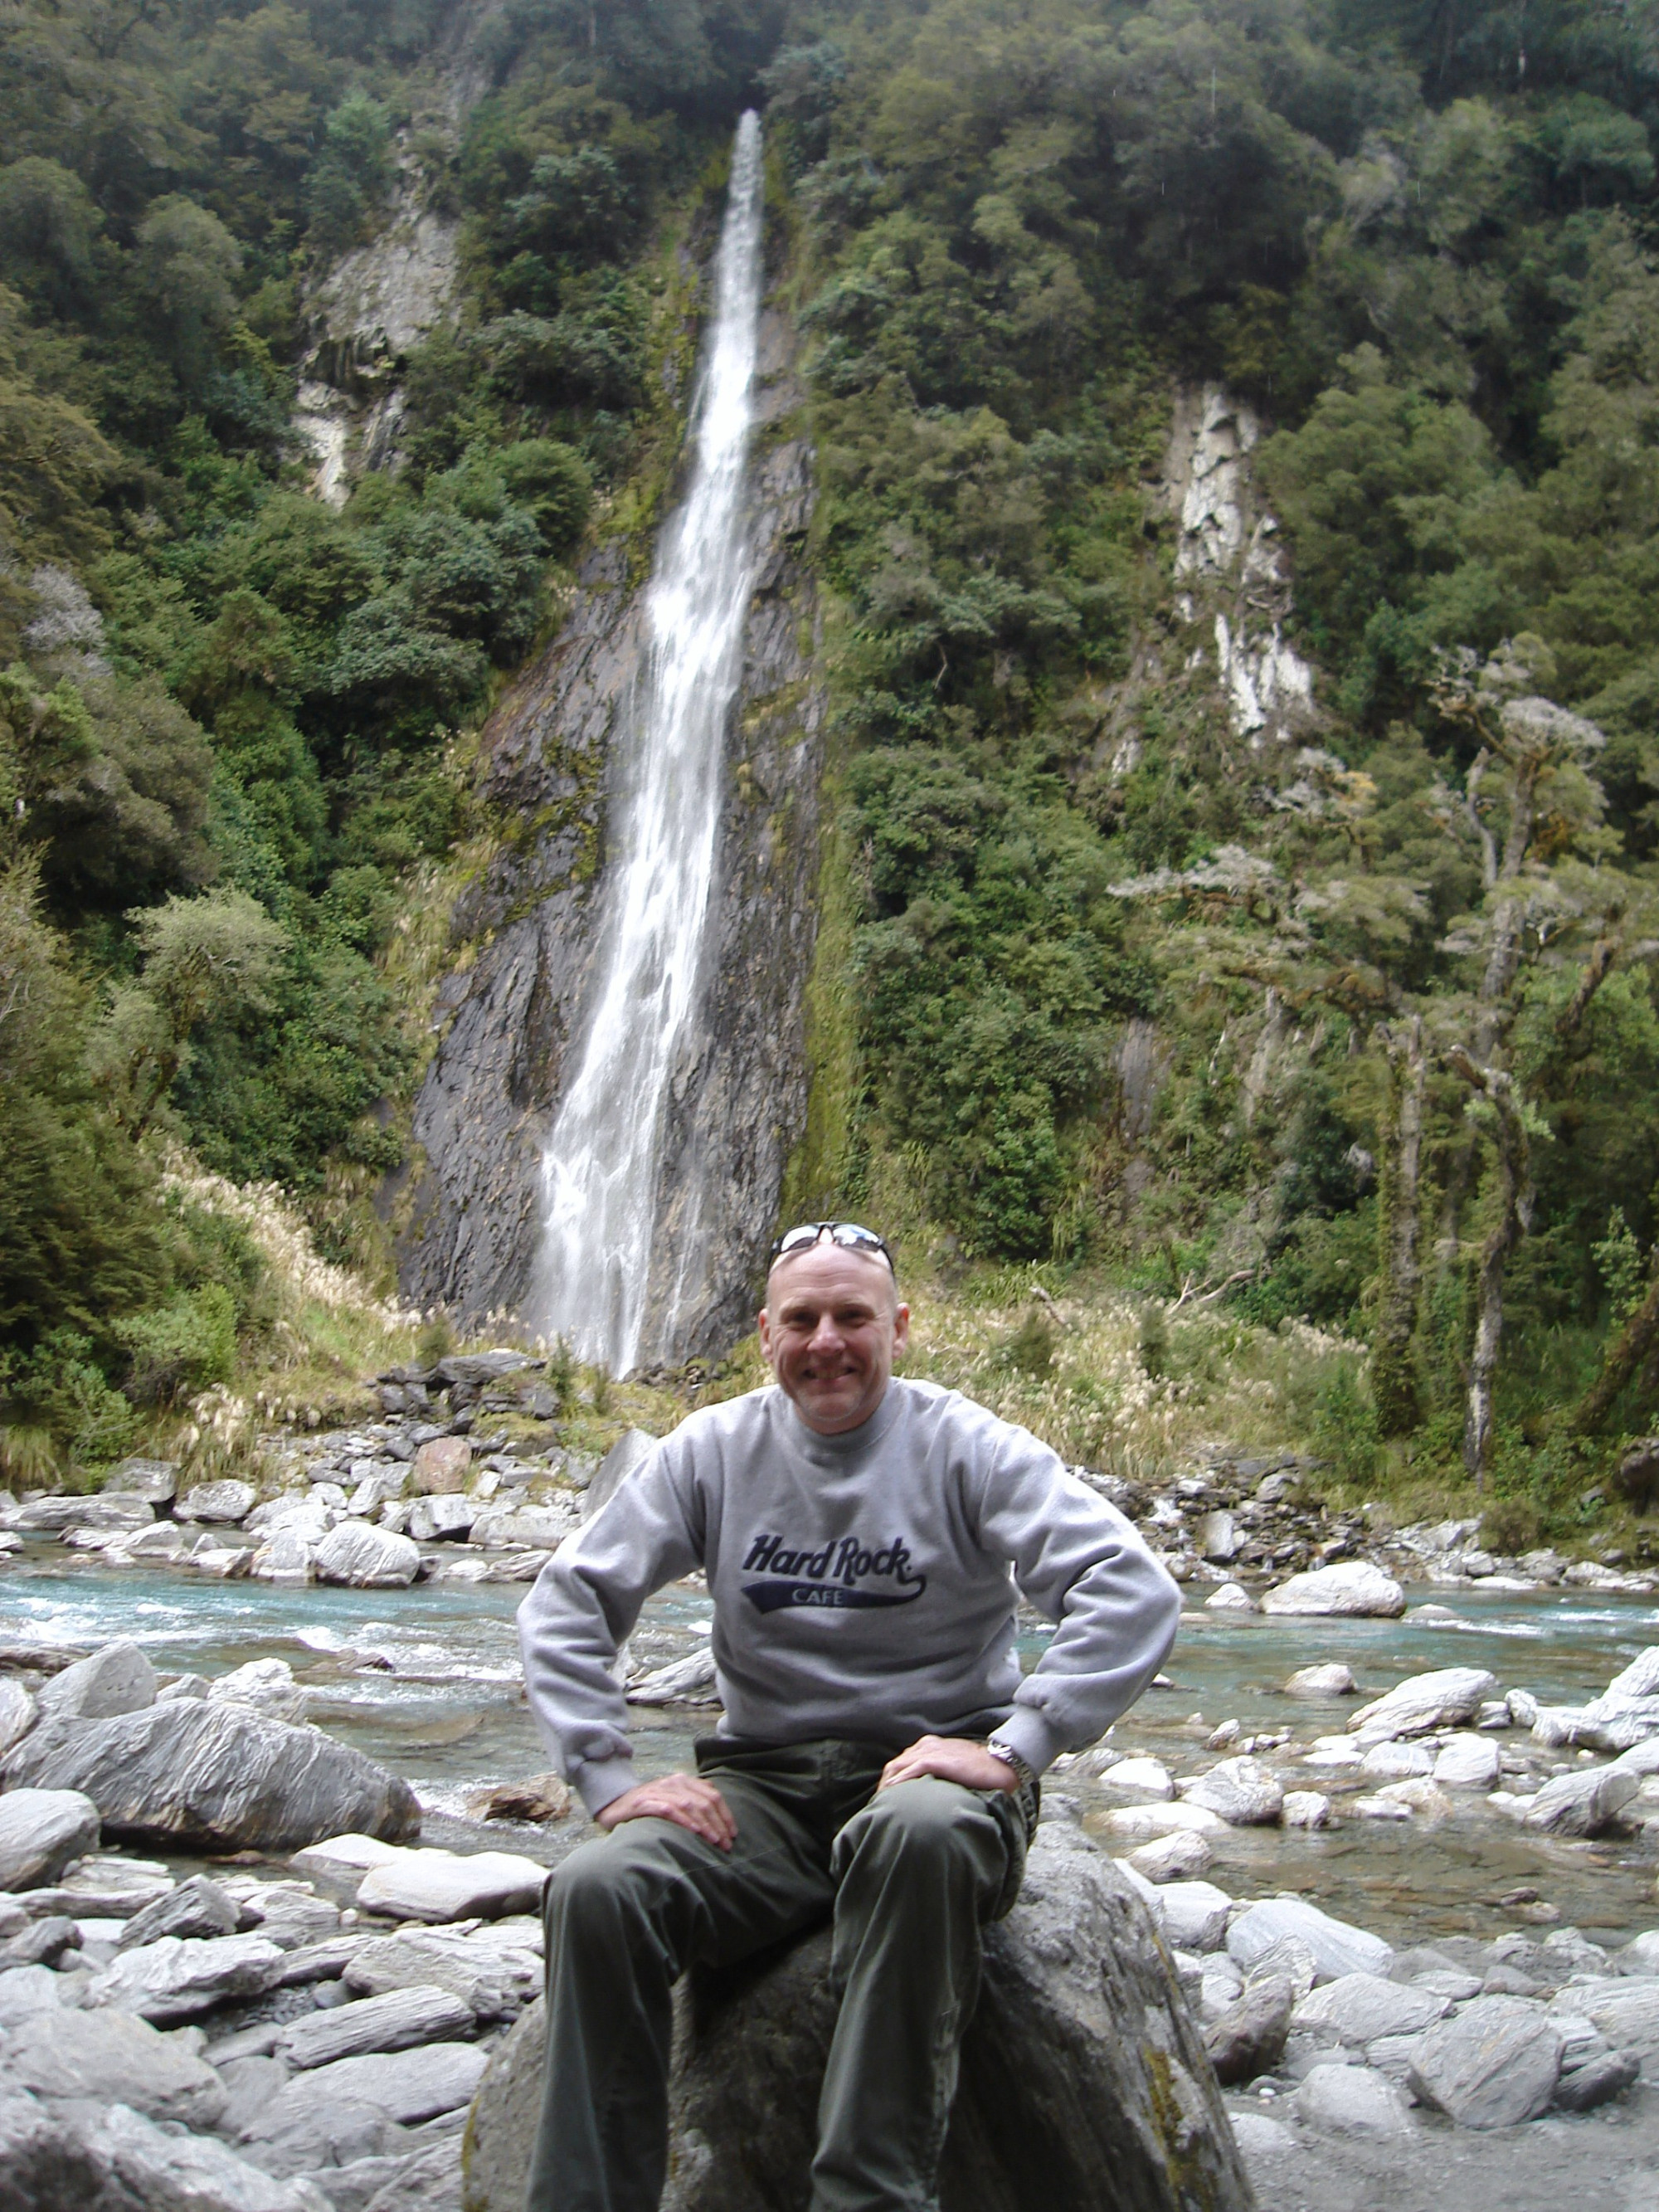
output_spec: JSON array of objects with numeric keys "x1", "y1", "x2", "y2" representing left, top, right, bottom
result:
[{"x1": 806, "y1": 1312, "x2": 844, "y2": 1351}]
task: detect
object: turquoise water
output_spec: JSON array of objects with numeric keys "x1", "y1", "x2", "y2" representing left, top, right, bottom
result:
[{"x1": 5, "y1": 1554, "x2": 1657, "y2": 1947}]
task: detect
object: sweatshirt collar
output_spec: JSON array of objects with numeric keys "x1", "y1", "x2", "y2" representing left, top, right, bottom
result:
[{"x1": 778, "y1": 1377, "x2": 907, "y2": 1465}]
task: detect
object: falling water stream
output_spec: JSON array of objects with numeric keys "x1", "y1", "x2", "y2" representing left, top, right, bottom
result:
[{"x1": 533, "y1": 112, "x2": 766, "y2": 1373}]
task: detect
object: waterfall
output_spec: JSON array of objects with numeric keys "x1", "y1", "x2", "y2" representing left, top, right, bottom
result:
[{"x1": 533, "y1": 110, "x2": 766, "y2": 1373}]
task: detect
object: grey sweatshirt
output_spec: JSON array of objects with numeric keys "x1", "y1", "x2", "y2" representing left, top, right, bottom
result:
[{"x1": 518, "y1": 1377, "x2": 1181, "y2": 1815}]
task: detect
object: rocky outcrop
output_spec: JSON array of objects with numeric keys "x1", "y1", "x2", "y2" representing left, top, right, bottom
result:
[
  {"x1": 397, "y1": 300, "x2": 824, "y2": 1365},
  {"x1": 1162, "y1": 388, "x2": 1319, "y2": 754},
  {"x1": 461, "y1": 1820, "x2": 1253, "y2": 2212},
  {"x1": 1, "y1": 1701, "x2": 420, "y2": 1854}
]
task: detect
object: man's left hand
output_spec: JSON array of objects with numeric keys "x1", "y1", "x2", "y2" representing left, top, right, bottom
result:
[{"x1": 878, "y1": 1735, "x2": 1019, "y2": 1793}]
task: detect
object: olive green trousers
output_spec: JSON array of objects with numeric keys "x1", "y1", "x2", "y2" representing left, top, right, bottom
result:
[{"x1": 528, "y1": 1737, "x2": 1029, "y2": 2212}]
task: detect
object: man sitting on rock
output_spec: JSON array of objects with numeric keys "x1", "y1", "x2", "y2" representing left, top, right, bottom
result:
[{"x1": 518, "y1": 1220, "x2": 1180, "y2": 2212}]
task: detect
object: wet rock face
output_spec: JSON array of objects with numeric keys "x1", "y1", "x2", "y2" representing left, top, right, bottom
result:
[
  {"x1": 1, "y1": 1701, "x2": 420, "y2": 1854},
  {"x1": 397, "y1": 304, "x2": 823, "y2": 1365},
  {"x1": 462, "y1": 1822, "x2": 1254, "y2": 2212}
]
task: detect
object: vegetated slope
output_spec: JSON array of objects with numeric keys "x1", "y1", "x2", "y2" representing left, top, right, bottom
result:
[
  {"x1": 768, "y1": 0, "x2": 1659, "y2": 1527},
  {"x1": 8, "y1": 0, "x2": 1659, "y2": 1543},
  {"x1": 0, "y1": 0, "x2": 775, "y2": 1477}
]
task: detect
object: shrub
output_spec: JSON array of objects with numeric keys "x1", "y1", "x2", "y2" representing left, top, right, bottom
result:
[{"x1": 116, "y1": 1282, "x2": 238, "y2": 1406}]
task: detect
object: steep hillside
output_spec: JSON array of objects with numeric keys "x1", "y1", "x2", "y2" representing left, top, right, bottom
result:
[{"x1": 7, "y1": 2, "x2": 1659, "y2": 1556}]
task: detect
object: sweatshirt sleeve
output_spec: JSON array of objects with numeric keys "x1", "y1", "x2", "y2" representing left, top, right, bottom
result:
[
  {"x1": 970, "y1": 1426, "x2": 1182, "y2": 1776},
  {"x1": 516, "y1": 1443, "x2": 703, "y2": 1815}
]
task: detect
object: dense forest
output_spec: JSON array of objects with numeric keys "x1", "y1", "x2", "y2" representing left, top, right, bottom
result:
[{"x1": 6, "y1": 0, "x2": 1659, "y2": 1538}]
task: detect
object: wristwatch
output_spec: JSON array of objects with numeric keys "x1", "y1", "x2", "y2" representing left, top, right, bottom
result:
[
  {"x1": 985, "y1": 1737, "x2": 1040, "y2": 1840},
  {"x1": 985, "y1": 1738, "x2": 1036, "y2": 1791}
]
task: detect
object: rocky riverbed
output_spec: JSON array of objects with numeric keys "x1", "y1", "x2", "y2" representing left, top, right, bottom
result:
[
  {"x1": 2, "y1": 1626, "x2": 1658, "y2": 2210},
  {"x1": 5, "y1": 1360, "x2": 1659, "y2": 2204}
]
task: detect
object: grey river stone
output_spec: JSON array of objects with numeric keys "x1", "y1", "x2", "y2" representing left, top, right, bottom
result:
[
  {"x1": 314, "y1": 1522, "x2": 421, "y2": 1589},
  {"x1": 89, "y1": 2098, "x2": 333, "y2": 2210},
  {"x1": 117, "y1": 1873, "x2": 240, "y2": 1948},
  {"x1": 1565, "y1": 1979, "x2": 1659, "y2": 2076},
  {"x1": 294, "y1": 2041, "x2": 489, "y2": 2125},
  {"x1": 0, "y1": 1677, "x2": 36, "y2": 1754},
  {"x1": 1227, "y1": 1898, "x2": 1393, "y2": 1985},
  {"x1": 88, "y1": 1932, "x2": 286, "y2": 2023},
  {"x1": 1295, "y1": 2062, "x2": 1414, "y2": 2136},
  {"x1": 1293, "y1": 1974, "x2": 1446, "y2": 2046},
  {"x1": 1407, "y1": 1996, "x2": 1564, "y2": 2127},
  {"x1": 177, "y1": 1480, "x2": 260, "y2": 1526},
  {"x1": 461, "y1": 1822, "x2": 1253, "y2": 2212},
  {"x1": 1, "y1": 2004, "x2": 229, "y2": 2128},
  {"x1": 0, "y1": 1786, "x2": 100, "y2": 1890},
  {"x1": 1180, "y1": 1756, "x2": 1283, "y2": 1826},
  {"x1": 1204, "y1": 1975, "x2": 1293, "y2": 2086},
  {"x1": 279, "y1": 1985, "x2": 477, "y2": 2070},
  {"x1": 1348, "y1": 1669, "x2": 1499, "y2": 1744},
  {"x1": 343, "y1": 1929, "x2": 539, "y2": 2019},
  {"x1": 1521, "y1": 1765, "x2": 1641, "y2": 1836},
  {"x1": 2, "y1": 1699, "x2": 420, "y2": 1853},
  {"x1": 36, "y1": 1640, "x2": 157, "y2": 1722}
]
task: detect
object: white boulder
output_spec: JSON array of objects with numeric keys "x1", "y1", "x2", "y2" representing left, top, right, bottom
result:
[
  {"x1": 1433, "y1": 1733, "x2": 1501, "y2": 1789},
  {"x1": 36, "y1": 1640, "x2": 157, "y2": 1722},
  {"x1": 1261, "y1": 1563, "x2": 1404, "y2": 1617},
  {"x1": 0, "y1": 1786, "x2": 100, "y2": 1889},
  {"x1": 1284, "y1": 1663, "x2": 1356, "y2": 1698},
  {"x1": 1296, "y1": 2063, "x2": 1413, "y2": 2136},
  {"x1": 355, "y1": 1847, "x2": 547, "y2": 1922},
  {"x1": 313, "y1": 1519, "x2": 421, "y2": 1588},
  {"x1": 1228, "y1": 1896, "x2": 1393, "y2": 1983},
  {"x1": 1179, "y1": 1756, "x2": 1283, "y2": 1826},
  {"x1": 1347, "y1": 1667, "x2": 1498, "y2": 1744},
  {"x1": 175, "y1": 1479, "x2": 259, "y2": 1525}
]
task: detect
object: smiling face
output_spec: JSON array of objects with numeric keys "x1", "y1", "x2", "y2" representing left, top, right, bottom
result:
[{"x1": 757, "y1": 1241, "x2": 910, "y2": 1437}]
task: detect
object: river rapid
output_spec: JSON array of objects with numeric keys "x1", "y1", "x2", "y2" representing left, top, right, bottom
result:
[{"x1": 5, "y1": 1554, "x2": 1657, "y2": 1951}]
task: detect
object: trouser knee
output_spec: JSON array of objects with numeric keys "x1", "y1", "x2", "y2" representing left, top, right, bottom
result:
[{"x1": 834, "y1": 1776, "x2": 984, "y2": 1878}]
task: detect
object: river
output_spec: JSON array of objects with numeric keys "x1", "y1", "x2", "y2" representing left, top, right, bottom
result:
[{"x1": 6, "y1": 1554, "x2": 1657, "y2": 1951}]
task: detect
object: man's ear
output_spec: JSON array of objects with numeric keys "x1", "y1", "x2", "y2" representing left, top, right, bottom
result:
[
  {"x1": 757, "y1": 1307, "x2": 774, "y2": 1362},
  {"x1": 892, "y1": 1302, "x2": 911, "y2": 1352}
]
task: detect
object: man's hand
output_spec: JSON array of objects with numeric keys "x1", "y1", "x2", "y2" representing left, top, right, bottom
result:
[
  {"x1": 593, "y1": 1772, "x2": 737, "y2": 1850},
  {"x1": 878, "y1": 1735, "x2": 1019, "y2": 1794}
]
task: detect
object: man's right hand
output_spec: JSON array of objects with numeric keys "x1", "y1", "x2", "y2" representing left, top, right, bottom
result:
[{"x1": 593, "y1": 1772, "x2": 737, "y2": 1850}]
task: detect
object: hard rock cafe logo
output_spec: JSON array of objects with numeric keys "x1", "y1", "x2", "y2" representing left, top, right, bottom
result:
[{"x1": 740, "y1": 1531, "x2": 928, "y2": 1614}]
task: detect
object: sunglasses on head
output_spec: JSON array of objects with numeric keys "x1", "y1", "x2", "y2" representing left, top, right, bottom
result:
[{"x1": 767, "y1": 1220, "x2": 896, "y2": 1274}]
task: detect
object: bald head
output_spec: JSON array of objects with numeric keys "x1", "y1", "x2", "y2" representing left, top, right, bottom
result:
[{"x1": 758, "y1": 1240, "x2": 910, "y2": 1435}]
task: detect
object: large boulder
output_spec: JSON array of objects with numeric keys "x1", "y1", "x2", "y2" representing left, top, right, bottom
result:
[
  {"x1": 1259, "y1": 1565, "x2": 1404, "y2": 1618},
  {"x1": 582, "y1": 1429, "x2": 657, "y2": 1520},
  {"x1": 469, "y1": 1503, "x2": 579, "y2": 1551},
  {"x1": 0, "y1": 1699, "x2": 420, "y2": 1854},
  {"x1": 36, "y1": 1640, "x2": 158, "y2": 1723},
  {"x1": 356, "y1": 1848, "x2": 547, "y2": 1923},
  {"x1": 1407, "y1": 1995, "x2": 1564, "y2": 2127},
  {"x1": 314, "y1": 1521, "x2": 421, "y2": 1588},
  {"x1": 87, "y1": 1933, "x2": 285, "y2": 2023},
  {"x1": 1522, "y1": 1766, "x2": 1641, "y2": 1837},
  {"x1": 460, "y1": 1822, "x2": 1252, "y2": 2212},
  {"x1": 1226, "y1": 1897, "x2": 1393, "y2": 1984},
  {"x1": 2, "y1": 2005, "x2": 228, "y2": 2127},
  {"x1": 175, "y1": 1479, "x2": 260, "y2": 1524},
  {"x1": 0, "y1": 1787, "x2": 100, "y2": 1889},
  {"x1": 0, "y1": 1678, "x2": 36, "y2": 1755},
  {"x1": 1347, "y1": 1668, "x2": 1499, "y2": 1745},
  {"x1": 12, "y1": 1493, "x2": 153, "y2": 1535},
  {"x1": 1179, "y1": 1757, "x2": 1282, "y2": 1827}
]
